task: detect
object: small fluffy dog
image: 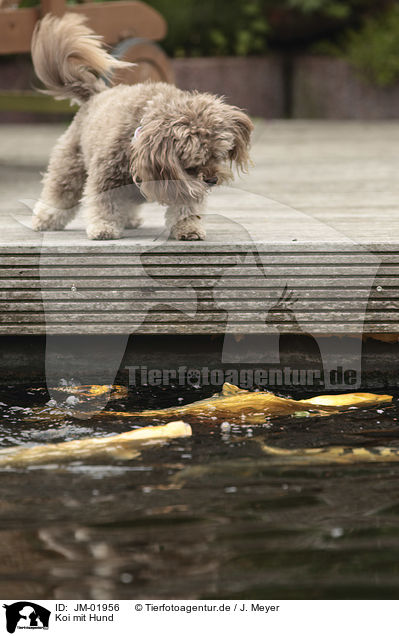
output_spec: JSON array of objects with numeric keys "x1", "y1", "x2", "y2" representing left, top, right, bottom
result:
[{"x1": 31, "y1": 14, "x2": 253, "y2": 240}]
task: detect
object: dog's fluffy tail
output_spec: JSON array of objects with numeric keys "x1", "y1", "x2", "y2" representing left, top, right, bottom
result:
[{"x1": 31, "y1": 13, "x2": 132, "y2": 104}]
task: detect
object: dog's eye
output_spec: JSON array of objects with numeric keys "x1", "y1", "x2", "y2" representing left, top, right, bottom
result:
[{"x1": 186, "y1": 168, "x2": 197, "y2": 177}]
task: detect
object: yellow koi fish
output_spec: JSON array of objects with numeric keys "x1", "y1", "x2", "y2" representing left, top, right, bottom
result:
[
  {"x1": 0, "y1": 420, "x2": 191, "y2": 468},
  {"x1": 259, "y1": 442, "x2": 399, "y2": 466},
  {"x1": 105, "y1": 383, "x2": 393, "y2": 425}
]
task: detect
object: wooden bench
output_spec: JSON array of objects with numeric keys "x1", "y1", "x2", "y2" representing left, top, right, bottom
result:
[{"x1": 0, "y1": 0, "x2": 174, "y2": 87}]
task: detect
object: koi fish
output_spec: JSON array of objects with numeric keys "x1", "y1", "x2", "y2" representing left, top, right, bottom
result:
[
  {"x1": 105, "y1": 383, "x2": 393, "y2": 425},
  {"x1": 259, "y1": 442, "x2": 399, "y2": 466},
  {"x1": 0, "y1": 420, "x2": 191, "y2": 468}
]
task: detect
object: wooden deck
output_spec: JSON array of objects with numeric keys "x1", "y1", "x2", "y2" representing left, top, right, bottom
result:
[{"x1": 2, "y1": 120, "x2": 399, "y2": 336}]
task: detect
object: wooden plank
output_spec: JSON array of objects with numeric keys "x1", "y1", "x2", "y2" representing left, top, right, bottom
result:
[
  {"x1": 0, "y1": 265, "x2": 392, "y2": 277},
  {"x1": 0, "y1": 289, "x2": 380, "y2": 300},
  {"x1": 1, "y1": 300, "x2": 398, "y2": 312},
  {"x1": 1, "y1": 253, "x2": 390, "y2": 265},
  {"x1": 0, "y1": 297, "x2": 388, "y2": 307},
  {"x1": 0, "y1": 278, "x2": 394, "y2": 289},
  {"x1": 0, "y1": 324, "x2": 382, "y2": 335},
  {"x1": 40, "y1": 0, "x2": 66, "y2": 17},
  {"x1": 0, "y1": 8, "x2": 39, "y2": 54},
  {"x1": 68, "y1": 2, "x2": 166, "y2": 43},
  {"x1": 1, "y1": 311, "x2": 397, "y2": 323},
  {"x1": 1, "y1": 243, "x2": 399, "y2": 253}
]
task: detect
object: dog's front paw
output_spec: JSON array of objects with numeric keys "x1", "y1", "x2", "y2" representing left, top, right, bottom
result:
[
  {"x1": 32, "y1": 215, "x2": 49, "y2": 232},
  {"x1": 32, "y1": 202, "x2": 65, "y2": 231},
  {"x1": 170, "y1": 218, "x2": 206, "y2": 241},
  {"x1": 87, "y1": 223, "x2": 123, "y2": 240}
]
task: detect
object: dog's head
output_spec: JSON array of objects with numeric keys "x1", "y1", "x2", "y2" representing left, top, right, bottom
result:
[{"x1": 130, "y1": 91, "x2": 253, "y2": 206}]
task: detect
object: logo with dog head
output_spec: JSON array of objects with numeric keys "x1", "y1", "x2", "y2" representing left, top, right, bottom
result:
[{"x1": 3, "y1": 602, "x2": 50, "y2": 633}]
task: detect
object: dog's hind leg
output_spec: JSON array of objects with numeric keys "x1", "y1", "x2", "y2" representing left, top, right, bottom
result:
[
  {"x1": 165, "y1": 205, "x2": 206, "y2": 241},
  {"x1": 82, "y1": 153, "x2": 141, "y2": 240},
  {"x1": 32, "y1": 123, "x2": 85, "y2": 231}
]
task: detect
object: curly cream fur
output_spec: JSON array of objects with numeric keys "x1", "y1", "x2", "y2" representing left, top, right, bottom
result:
[
  {"x1": 31, "y1": 13, "x2": 132, "y2": 104},
  {"x1": 32, "y1": 14, "x2": 253, "y2": 241}
]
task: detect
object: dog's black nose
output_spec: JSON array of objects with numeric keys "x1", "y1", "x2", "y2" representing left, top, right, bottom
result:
[{"x1": 205, "y1": 176, "x2": 218, "y2": 186}]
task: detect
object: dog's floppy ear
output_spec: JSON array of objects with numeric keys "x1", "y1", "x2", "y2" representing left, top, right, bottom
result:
[
  {"x1": 131, "y1": 128, "x2": 204, "y2": 206},
  {"x1": 227, "y1": 107, "x2": 254, "y2": 171}
]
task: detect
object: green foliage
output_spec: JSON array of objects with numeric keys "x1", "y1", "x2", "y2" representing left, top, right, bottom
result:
[
  {"x1": 146, "y1": 0, "x2": 269, "y2": 57},
  {"x1": 343, "y1": 6, "x2": 399, "y2": 86},
  {"x1": 146, "y1": 0, "x2": 383, "y2": 57},
  {"x1": 18, "y1": 0, "x2": 39, "y2": 7},
  {"x1": 285, "y1": 0, "x2": 351, "y2": 19}
]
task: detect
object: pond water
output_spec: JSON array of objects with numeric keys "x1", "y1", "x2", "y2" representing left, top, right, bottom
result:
[{"x1": 1, "y1": 383, "x2": 399, "y2": 600}]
